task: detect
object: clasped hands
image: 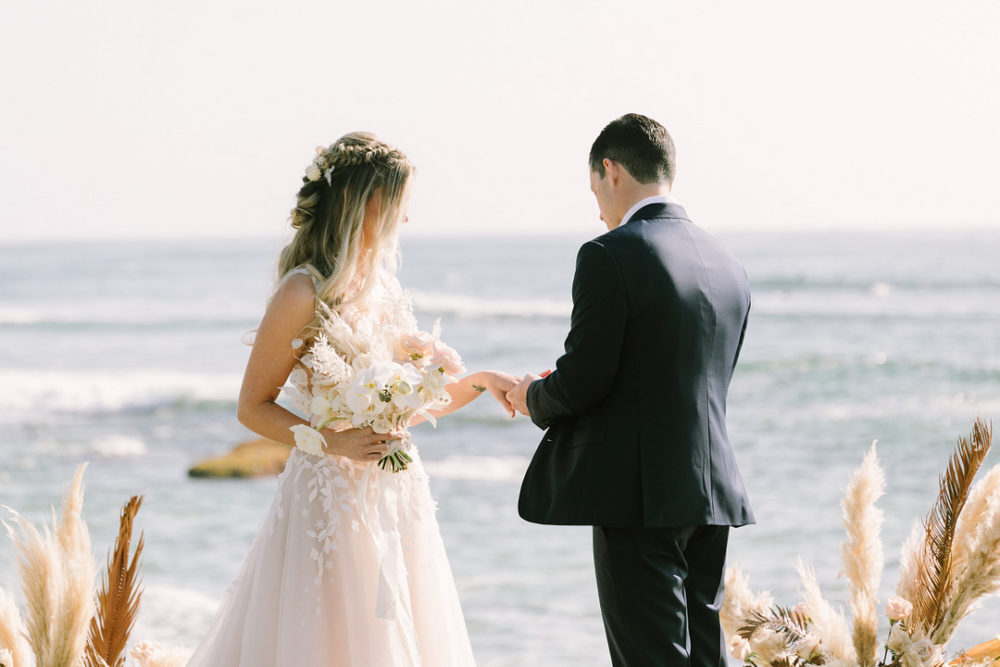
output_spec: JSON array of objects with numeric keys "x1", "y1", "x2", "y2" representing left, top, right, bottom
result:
[{"x1": 475, "y1": 369, "x2": 551, "y2": 418}]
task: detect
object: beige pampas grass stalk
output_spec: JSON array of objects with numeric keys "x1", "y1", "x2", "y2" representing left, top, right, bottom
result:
[
  {"x1": 840, "y1": 442, "x2": 885, "y2": 666},
  {"x1": 0, "y1": 586, "x2": 31, "y2": 667},
  {"x1": 84, "y1": 496, "x2": 144, "y2": 667},
  {"x1": 4, "y1": 463, "x2": 96, "y2": 667},
  {"x1": 895, "y1": 519, "x2": 924, "y2": 614},
  {"x1": 720, "y1": 564, "x2": 774, "y2": 643},
  {"x1": 796, "y1": 560, "x2": 857, "y2": 664},
  {"x1": 55, "y1": 464, "x2": 97, "y2": 667}
]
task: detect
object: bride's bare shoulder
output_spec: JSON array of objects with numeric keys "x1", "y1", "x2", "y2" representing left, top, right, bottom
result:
[{"x1": 266, "y1": 272, "x2": 316, "y2": 321}]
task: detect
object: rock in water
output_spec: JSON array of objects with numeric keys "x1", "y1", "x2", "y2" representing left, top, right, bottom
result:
[{"x1": 188, "y1": 438, "x2": 293, "y2": 478}]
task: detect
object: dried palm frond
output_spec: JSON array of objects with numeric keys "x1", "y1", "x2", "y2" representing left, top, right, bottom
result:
[
  {"x1": 840, "y1": 443, "x2": 885, "y2": 666},
  {"x1": 909, "y1": 418, "x2": 991, "y2": 637},
  {"x1": 0, "y1": 585, "x2": 32, "y2": 667},
  {"x1": 84, "y1": 496, "x2": 145, "y2": 667},
  {"x1": 797, "y1": 560, "x2": 857, "y2": 663},
  {"x1": 932, "y1": 428, "x2": 999, "y2": 645},
  {"x1": 737, "y1": 605, "x2": 812, "y2": 646},
  {"x1": 4, "y1": 463, "x2": 96, "y2": 667}
]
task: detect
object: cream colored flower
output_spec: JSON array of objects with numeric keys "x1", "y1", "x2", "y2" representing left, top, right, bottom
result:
[
  {"x1": 727, "y1": 635, "x2": 752, "y2": 661},
  {"x1": 910, "y1": 638, "x2": 942, "y2": 666},
  {"x1": 795, "y1": 634, "x2": 823, "y2": 661},
  {"x1": 305, "y1": 164, "x2": 322, "y2": 181},
  {"x1": 291, "y1": 424, "x2": 326, "y2": 456},
  {"x1": 885, "y1": 595, "x2": 913, "y2": 621},
  {"x1": 315, "y1": 145, "x2": 327, "y2": 155}
]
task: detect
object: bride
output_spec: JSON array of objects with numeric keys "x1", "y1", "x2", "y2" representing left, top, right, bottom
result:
[{"x1": 186, "y1": 132, "x2": 516, "y2": 666}]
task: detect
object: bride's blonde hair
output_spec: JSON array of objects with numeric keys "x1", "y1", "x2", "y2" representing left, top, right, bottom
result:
[{"x1": 278, "y1": 131, "x2": 413, "y2": 311}]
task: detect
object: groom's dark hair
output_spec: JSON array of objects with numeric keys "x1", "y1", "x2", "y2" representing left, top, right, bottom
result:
[{"x1": 589, "y1": 113, "x2": 676, "y2": 185}]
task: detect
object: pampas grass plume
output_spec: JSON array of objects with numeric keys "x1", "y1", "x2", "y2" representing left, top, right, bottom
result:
[
  {"x1": 0, "y1": 586, "x2": 31, "y2": 667},
  {"x1": 4, "y1": 463, "x2": 96, "y2": 667},
  {"x1": 720, "y1": 564, "x2": 773, "y2": 642},
  {"x1": 796, "y1": 560, "x2": 857, "y2": 664},
  {"x1": 840, "y1": 442, "x2": 885, "y2": 666}
]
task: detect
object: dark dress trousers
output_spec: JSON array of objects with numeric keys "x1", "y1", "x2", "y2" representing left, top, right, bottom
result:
[{"x1": 520, "y1": 202, "x2": 754, "y2": 666}]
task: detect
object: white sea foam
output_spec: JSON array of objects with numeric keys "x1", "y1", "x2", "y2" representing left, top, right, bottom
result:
[
  {"x1": 132, "y1": 583, "x2": 217, "y2": 648},
  {"x1": 0, "y1": 369, "x2": 241, "y2": 418},
  {"x1": 0, "y1": 307, "x2": 42, "y2": 325},
  {"x1": 410, "y1": 290, "x2": 570, "y2": 319},
  {"x1": 423, "y1": 455, "x2": 530, "y2": 483},
  {"x1": 89, "y1": 434, "x2": 148, "y2": 457}
]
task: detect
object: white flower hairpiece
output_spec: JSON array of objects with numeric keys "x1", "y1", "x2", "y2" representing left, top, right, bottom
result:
[{"x1": 305, "y1": 145, "x2": 336, "y2": 185}]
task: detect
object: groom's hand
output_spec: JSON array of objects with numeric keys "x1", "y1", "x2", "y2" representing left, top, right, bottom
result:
[{"x1": 506, "y1": 370, "x2": 549, "y2": 416}]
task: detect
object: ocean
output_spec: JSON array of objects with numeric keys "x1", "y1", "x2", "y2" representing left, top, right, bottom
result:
[{"x1": 1, "y1": 230, "x2": 999, "y2": 665}]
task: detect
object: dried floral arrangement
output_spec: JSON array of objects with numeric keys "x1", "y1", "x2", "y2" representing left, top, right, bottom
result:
[
  {"x1": 722, "y1": 418, "x2": 999, "y2": 667},
  {"x1": 0, "y1": 464, "x2": 189, "y2": 667}
]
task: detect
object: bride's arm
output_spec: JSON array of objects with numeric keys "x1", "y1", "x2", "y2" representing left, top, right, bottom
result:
[
  {"x1": 408, "y1": 370, "x2": 519, "y2": 426},
  {"x1": 237, "y1": 274, "x2": 393, "y2": 460}
]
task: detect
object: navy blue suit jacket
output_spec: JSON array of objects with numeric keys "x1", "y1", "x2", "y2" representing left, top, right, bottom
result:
[{"x1": 519, "y1": 202, "x2": 755, "y2": 527}]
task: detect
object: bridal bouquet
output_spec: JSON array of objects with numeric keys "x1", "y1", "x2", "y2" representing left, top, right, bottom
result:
[
  {"x1": 722, "y1": 418, "x2": 999, "y2": 667},
  {"x1": 284, "y1": 308, "x2": 464, "y2": 472}
]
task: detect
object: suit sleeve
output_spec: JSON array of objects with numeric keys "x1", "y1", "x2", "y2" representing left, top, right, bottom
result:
[{"x1": 526, "y1": 241, "x2": 627, "y2": 429}]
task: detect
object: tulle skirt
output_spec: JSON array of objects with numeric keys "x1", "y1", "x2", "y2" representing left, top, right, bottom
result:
[{"x1": 186, "y1": 447, "x2": 476, "y2": 666}]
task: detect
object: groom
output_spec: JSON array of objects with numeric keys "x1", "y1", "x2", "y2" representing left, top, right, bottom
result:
[{"x1": 506, "y1": 113, "x2": 754, "y2": 666}]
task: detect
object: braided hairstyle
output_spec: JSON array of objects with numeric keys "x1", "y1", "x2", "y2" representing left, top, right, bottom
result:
[{"x1": 278, "y1": 132, "x2": 413, "y2": 313}]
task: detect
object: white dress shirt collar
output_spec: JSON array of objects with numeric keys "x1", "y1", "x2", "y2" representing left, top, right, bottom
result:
[{"x1": 619, "y1": 194, "x2": 679, "y2": 227}]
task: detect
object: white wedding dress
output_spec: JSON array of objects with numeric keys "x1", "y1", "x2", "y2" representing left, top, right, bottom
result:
[{"x1": 186, "y1": 271, "x2": 476, "y2": 666}]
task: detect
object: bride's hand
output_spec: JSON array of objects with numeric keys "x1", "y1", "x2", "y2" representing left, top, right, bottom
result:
[
  {"x1": 480, "y1": 371, "x2": 521, "y2": 418},
  {"x1": 322, "y1": 426, "x2": 393, "y2": 462}
]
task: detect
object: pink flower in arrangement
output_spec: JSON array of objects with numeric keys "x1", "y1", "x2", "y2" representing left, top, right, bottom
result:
[
  {"x1": 402, "y1": 331, "x2": 437, "y2": 358},
  {"x1": 430, "y1": 341, "x2": 466, "y2": 376},
  {"x1": 885, "y1": 595, "x2": 913, "y2": 621}
]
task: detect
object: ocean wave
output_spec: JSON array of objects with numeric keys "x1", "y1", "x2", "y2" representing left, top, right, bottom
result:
[
  {"x1": 0, "y1": 306, "x2": 256, "y2": 329},
  {"x1": 0, "y1": 369, "x2": 241, "y2": 419},
  {"x1": 423, "y1": 455, "x2": 530, "y2": 482},
  {"x1": 89, "y1": 434, "x2": 149, "y2": 457},
  {"x1": 410, "y1": 290, "x2": 570, "y2": 320},
  {"x1": 132, "y1": 583, "x2": 217, "y2": 648}
]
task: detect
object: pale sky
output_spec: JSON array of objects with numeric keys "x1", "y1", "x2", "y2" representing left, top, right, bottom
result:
[{"x1": 2, "y1": 0, "x2": 998, "y2": 241}]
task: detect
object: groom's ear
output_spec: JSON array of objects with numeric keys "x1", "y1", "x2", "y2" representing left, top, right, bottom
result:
[{"x1": 603, "y1": 158, "x2": 621, "y2": 186}]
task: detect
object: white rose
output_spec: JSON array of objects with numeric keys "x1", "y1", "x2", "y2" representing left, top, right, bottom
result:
[
  {"x1": 886, "y1": 595, "x2": 913, "y2": 621},
  {"x1": 911, "y1": 638, "x2": 942, "y2": 666},
  {"x1": 290, "y1": 424, "x2": 326, "y2": 456},
  {"x1": 305, "y1": 164, "x2": 322, "y2": 181},
  {"x1": 372, "y1": 415, "x2": 394, "y2": 434},
  {"x1": 0, "y1": 648, "x2": 13, "y2": 667},
  {"x1": 727, "y1": 635, "x2": 752, "y2": 661}
]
